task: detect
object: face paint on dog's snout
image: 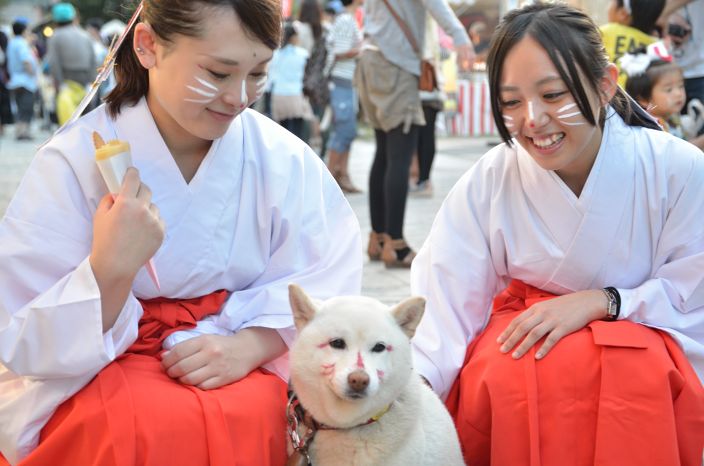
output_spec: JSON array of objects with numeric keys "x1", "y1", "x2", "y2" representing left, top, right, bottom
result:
[{"x1": 356, "y1": 352, "x2": 365, "y2": 369}]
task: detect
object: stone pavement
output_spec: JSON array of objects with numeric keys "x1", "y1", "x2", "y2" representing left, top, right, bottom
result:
[{"x1": 0, "y1": 124, "x2": 494, "y2": 305}]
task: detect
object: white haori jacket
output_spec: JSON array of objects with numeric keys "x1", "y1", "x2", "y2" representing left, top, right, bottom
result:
[
  {"x1": 0, "y1": 98, "x2": 362, "y2": 464},
  {"x1": 411, "y1": 109, "x2": 704, "y2": 399}
]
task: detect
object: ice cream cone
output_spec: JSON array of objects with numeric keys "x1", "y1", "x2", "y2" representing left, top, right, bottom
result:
[{"x1": 93, "y1": 131, "x2": 161, "y2": 290}]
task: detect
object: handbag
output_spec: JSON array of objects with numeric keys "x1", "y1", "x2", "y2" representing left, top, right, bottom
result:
[
  {"x1": 381, "y1": 0, "x2": 437, "y2": 91},
  {"x1": 419, "y1": 59, "x2": 438, "y2": 92}
]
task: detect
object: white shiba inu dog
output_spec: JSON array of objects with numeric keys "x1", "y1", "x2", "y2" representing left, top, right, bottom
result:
[{"x1": 287, "y1": 284, "x2": 465, "y2": 466}]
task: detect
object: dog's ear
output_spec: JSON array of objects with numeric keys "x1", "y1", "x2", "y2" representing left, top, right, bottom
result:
[
  {"x1": 289, "y1": 284, "x2": 318, "y2": 331},
  {"x1": 391, "y1": 297, "x2": 425, "y2": 338}
]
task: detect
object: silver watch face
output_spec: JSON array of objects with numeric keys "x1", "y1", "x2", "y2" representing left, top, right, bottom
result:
[{"x1": 606, "y1": 300, "x2": 617, "y2": 316}]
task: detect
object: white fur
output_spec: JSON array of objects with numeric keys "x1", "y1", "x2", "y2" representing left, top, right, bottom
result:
[{"x1": 288, "y1": 285, "x2": 465, "y2": 466}]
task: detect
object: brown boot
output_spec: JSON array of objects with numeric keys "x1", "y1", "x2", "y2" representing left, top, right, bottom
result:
[
  {"x1": 367, "y1": 231, "x2": 385, "y2": 261},
  {"x1": 381, "y1": 237, "x2": 416, "y2": 268}
]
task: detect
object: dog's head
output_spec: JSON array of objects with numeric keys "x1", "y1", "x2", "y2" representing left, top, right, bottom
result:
[{"x1": 288, "y1": 284, "x2": 425, "y2": 428}]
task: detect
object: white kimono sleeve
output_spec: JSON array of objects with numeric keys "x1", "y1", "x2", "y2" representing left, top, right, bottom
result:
[
  {"x1": 0, "y1": 141, "x2": 142, "y2": 379},
  {"x1": 411, "y1": 166, "x2": 501, "y2": 399},
  {"x1": 618, "y1": 151, "x2": 704, "y2": 378}
]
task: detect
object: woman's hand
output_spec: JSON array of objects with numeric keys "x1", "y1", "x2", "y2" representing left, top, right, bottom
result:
[
  {"x1": 161, "y1": 327, "x2": 287, "y2": 390},
  {"x1": 90, "y1": 167, "x2": 164, "y2": 283},
  {"x1": 90, "y1": 167, "x2": 165, "y2": 331},
  {"x1": 496, "y1": 289, "x2": 608, "y2": 360}
]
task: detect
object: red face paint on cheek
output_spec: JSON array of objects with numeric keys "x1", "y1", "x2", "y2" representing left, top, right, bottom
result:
[
  {"x1": 356, "y1": 352, "x2": 365, "y2": 369},
  {"x1": 320, "y1": 363, "x2": 335, "y2": 376},
  {"x1": 317, "y1": 342, "x2": 328, "y2": 349},
  {"x1": 376, "y1": 369, "x2": 385, "y2": 381},
  {"x1": 386, "y1": 345, "x2": 393, "y2": 352}
]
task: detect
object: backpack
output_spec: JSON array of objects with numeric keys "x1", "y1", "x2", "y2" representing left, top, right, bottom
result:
[{"x1": 303, "y1": 31, "x2": 330, "y2": 109}]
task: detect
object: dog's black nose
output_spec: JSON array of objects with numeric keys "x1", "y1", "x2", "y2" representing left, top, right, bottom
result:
[{"x1": 347, "y1": 370, "x2": 370, "y2": 392}]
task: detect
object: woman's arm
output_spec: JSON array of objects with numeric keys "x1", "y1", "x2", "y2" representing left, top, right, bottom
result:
[{"x1": 161, "y1": 328, "x2": 286, "y2": 389}]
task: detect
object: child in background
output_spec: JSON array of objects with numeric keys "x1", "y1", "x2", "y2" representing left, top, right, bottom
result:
[
  {"x1": 600, "y1": 0, "x2": 665, "y2": 87},
  {"x1": 268, "y1": 22, "x2": 313, "y2": 140},
  {"x1": 622, "y1": 43, "x2": 704, "y2": 149}
]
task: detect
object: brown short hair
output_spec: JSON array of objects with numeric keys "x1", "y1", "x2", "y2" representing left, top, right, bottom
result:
[{"x1": 105, "y1": 0, "x2": 281, "y2": 117}]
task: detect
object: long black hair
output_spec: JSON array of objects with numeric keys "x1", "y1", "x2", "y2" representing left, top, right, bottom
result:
[{"x1": 487, "y1": 2, "x2": 661, "y2": 145}]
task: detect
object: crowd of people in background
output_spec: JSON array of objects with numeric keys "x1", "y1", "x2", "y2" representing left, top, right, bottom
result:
[{"x1": 0, "y1": 2, "x2": 123, "y2": 141}]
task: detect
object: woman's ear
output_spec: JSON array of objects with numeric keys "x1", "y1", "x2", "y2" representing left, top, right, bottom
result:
[
  {"x1": 599, "y1": 63, "x2": 619, "y2": 105},
  {"x1": 133, "y1": 23, "x2": 158, "y2": 69}
]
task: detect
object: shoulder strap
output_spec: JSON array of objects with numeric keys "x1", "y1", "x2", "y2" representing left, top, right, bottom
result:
[{"x1": 381, "y1": 0, "x2": 421, "y2": 56}]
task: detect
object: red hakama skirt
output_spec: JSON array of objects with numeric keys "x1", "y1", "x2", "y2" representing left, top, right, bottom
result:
[
  {"x1": 2, "y1": 291, "x2": 288, "y2": 466},
  {"x1": 446, "y1": 280, "x2": 704, "y2": 466}
]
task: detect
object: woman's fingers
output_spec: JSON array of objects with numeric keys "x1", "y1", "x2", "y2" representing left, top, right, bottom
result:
[
  {"x1": 119, "y1": 167, "x2": 141, "y2": 198},
  {"x1": 498, "y1": 311, "x2": 543, "y2": 353}
]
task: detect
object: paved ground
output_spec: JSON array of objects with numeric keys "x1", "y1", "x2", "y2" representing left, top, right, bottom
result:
[{"x1": 0, "y1": 123, "x2": 493, "y2": 305}]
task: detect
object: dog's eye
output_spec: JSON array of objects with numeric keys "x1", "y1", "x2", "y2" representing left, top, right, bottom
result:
[
  {"x1": 371, "y1": 343, "x2": 386, "y2": 353},
  {"x1": 329, "y1": 338, "x2": 346, "y2": 349}
]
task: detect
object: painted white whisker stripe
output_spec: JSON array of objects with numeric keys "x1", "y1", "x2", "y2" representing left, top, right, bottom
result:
[
  {"x1": 557, "y1": 111, "x2": 582, "y2": 119},
  {"x1": 503, "y1": 115, "x2": 514, "y2": 127},
  {"x1": 561, "y1": 121, "x2": 586, "y2": 126},
  {"x1": 240, "y1": 80, "x2": 248, "y2": 107},
  {"x1": 186, "y1": 85, "x2": 216, "y2": 98},
  {"x1": 195, "y1": 76, "x2": 219, "y2": 92},
  {"x1": 184, "y1": 98, "x2": 214, "y2": 103},
  {"x1": 556, "y1": 102, "x2": 577, "y2": 113}
]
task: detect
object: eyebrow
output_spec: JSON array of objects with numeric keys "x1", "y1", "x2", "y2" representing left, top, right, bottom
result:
[
  {"x1": 500, "y1": 76, "x2": 563, "y2": 91},
  {"x1": 204, "y1": 54, "x2": 273, "y2": 66}
]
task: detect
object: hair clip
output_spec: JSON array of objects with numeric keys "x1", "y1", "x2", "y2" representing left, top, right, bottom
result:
[{"x1": 618, "y1": 41, "x2": 672, "y2": 77}]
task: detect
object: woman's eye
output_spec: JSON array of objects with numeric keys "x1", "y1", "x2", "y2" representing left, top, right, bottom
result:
[
  {"x1": 249, "y1": 72, "x2": 268, "y2": 80},
  {"x1": 371, "y1": 343, "x2": 386, "y2": 353},
  {"x1": 544, "y1": 91, "x2": 568, "y2": 100},
  {"x1": 329, "y1": 338, "x2": 346, "y2": 350},
  {"x1": 208, "y1": 70, "x2": 229, "y2": 80},
  {"x1": 500, "y1": 100, "x2": 519, "y2": 108}
]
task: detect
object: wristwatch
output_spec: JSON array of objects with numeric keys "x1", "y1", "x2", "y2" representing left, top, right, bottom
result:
[{"x1": 602, "y1": 287, "x2": 621, "y2": 321}]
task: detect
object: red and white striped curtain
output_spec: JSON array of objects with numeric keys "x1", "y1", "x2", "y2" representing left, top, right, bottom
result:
[
  {"x1": 449, "y1": 77, "x2": 498, "y2": 137},
  {"x1": 282, "y1": 0, "x2": 292, "y2": 18}
]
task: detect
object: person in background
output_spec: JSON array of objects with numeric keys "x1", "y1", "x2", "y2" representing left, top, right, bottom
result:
[
  {"x1": 268, "y1": 23, "x2": 312, "y2": 140},
  {"x1": 0, "y1": 30, "x2": 14, "y2": 137},
  {"x1": 622, "y1": 43, "x2": 704, "y2": 149},
  {"x1": 298, "y1": 0, "x2": 329, "y2": 157},
  {"x1": 5, "y1": 19, "x2": 38, "y2": 141},
  {"x1": 410, "y1": 16, "x2": 445, "y2": 198},
  {"x1": 45, "y1": 2, "x2": 97, "y2": 124},
  {"x1": 325, "y1": 0, "x2": 364, "y2": 193},
  {"x1": 468, "y1": 21, "x2": 490, "y2": 64},
  {"x1": 600, "y1": 0, "x2": 666, "y2": 88},
  {"x1": 659, "y1": 0, "x2": 704, "y2": 137},
  {"x1": 0, "y1": 0, "x2": 361, "y2": 464},
  {"x1": 411, "y1": 3, "x2": 704, "y2": 464},
  {"x1": 355, "y1": 0, "x2": 474, "y2": 268}
]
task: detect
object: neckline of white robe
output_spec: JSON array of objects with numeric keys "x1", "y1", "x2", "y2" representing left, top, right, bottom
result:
[
  {"x1": 109, "y1": 97, "x2": 226, "y2": 192},
  {"x1": 515, "y1": 107, "x2": 635, "y2": 291},
  {"x1": 108, "y1": 98, "x2": 247, "y2": 296}
]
